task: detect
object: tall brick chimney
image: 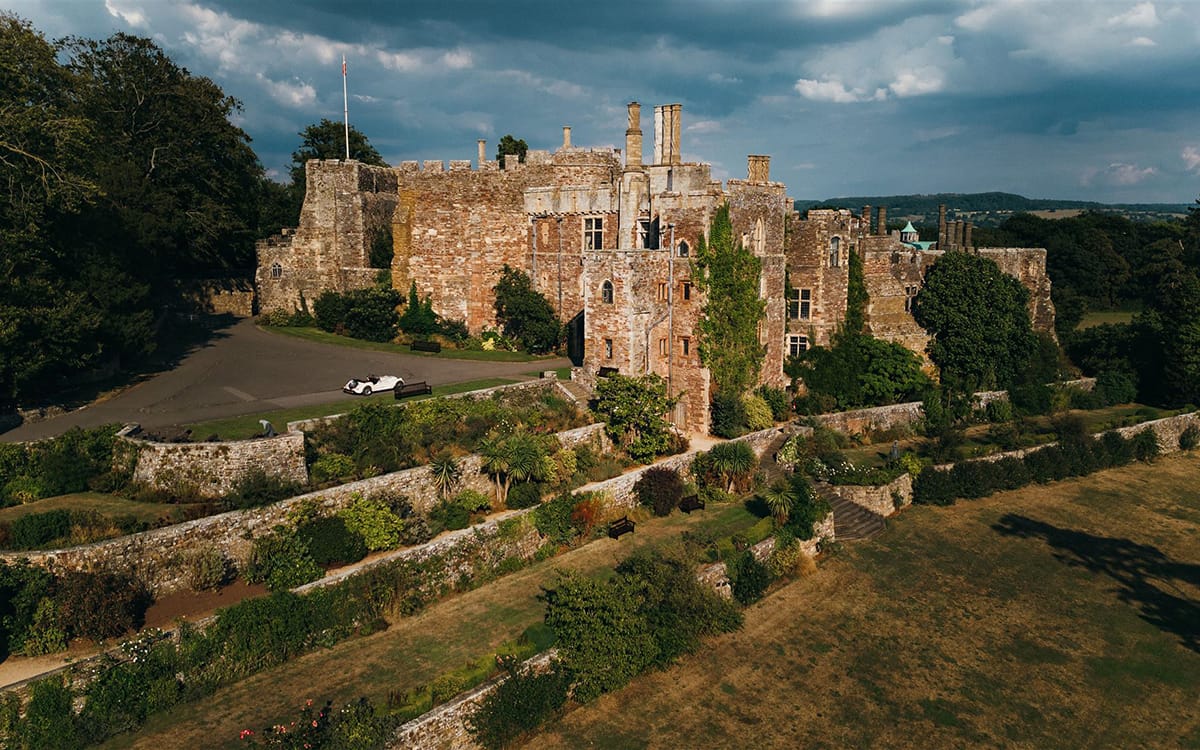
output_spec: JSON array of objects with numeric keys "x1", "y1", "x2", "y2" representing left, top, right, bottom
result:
[
  {"x1": 862, "y1": 205, "x2": 872, "y2": 235},
  {"x1": 938, "y1": 204, "x2": 947, "y2": 248},
  {"x1": 747, "y1": 155, "x2": 770, "y2": 182},
  {"x1": 877, "y1": 206, "x2": 887, "y2": 236},
  {"x1": 477, "y1": 139, "x2": 486, "y2": 167},
  {"x1": 964, "y1": 221, "x2": 973, "y2": 250},
  {"x1": 626, "y1": 102, "x2": 643, "y2": 168},
  {"x1": 562, "y1": 126, "x2": 571, "y2": 150}
]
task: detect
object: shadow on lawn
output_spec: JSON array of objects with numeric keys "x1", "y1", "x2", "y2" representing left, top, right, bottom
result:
[{"x1": 992, "y1": 514, "x2": 1200, "y2": 653}]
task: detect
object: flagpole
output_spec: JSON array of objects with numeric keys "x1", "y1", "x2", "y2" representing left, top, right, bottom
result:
[{"x1": 342, "y1": 55, "x2": 350, "y2": 160}]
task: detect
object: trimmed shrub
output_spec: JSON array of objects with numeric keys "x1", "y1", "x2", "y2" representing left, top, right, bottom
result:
[
  {"x1": 244, "y1": 526, "x2": 322, "y2": 592},
  {"x1": 310, "y1": 452, "x2": 356, "y2": 483},
  {"x1": 533, "y1": 493, "x2": 577, "y2": 546},
  {"x1": 1180, "y1": 425, "x2": 1199, "y2": 451},
  {"x1": 14, "y1": 676, "x2": 80, "y2": 749},
  {"x1": 298, "y1": 516, "x2": 368, "y2": 567},
  {"x1": 224, "y1": 469, "x2": 301, "y2": 510},
  {"x1": 1095, "y1": 369, "x2": 1137, "y2": 406},
  {"x1": 56, "y1": 570, "x2": 149, "y2": 641},
  {"x1": 1132, "y1": 428, "x2": 1161, "y2": 463},
  {"x1": 728, "y1": 551, "x2": 772, "y2": 605},
  {"x1": 984, "y1": 398, "x2": 1014, "y2": 423},
  {"x1": 5, "y1": 509, "x2": 71, "y2": 550},
  {"x1": 741, "y1": 395, "x2": 774, "y2": 432},
  {"x1": 913, "y1": 467, "x2": 956, "y2": 506},
  {"x1": 710, "y1": 391, "x2": 747, "y2": 438},
  {"x1": 633, "y1": 466, "x2": 684, "y2": 517},
  {"x1": 0, "y1": 561, "x2": 56, "y2": 659},
  {"x1": 755, "y1": 385, "x2": 791, "y2": 422},
  {"x1": 453, "y1": 489, "x2": 493, "y2": 515},
  {"x1": 429, "y1": 501, "x2": 471, "y2": 532},
  {"x1": 185, "y1": 547, "x2": 231, "y2": 591},
  {"x1": 467, "y1": 656, "x2": 571, "y2": 750},
  {"x1": 506, "y1": 481, "x2": 542, "y2": 510},
  {"x1": 339, "y1": 493, "x2": 406, "y2": 551}
]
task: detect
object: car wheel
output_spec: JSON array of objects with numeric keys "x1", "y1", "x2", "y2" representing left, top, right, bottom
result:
[{"x1": 363, "y1": 386, "x2": 372, "y2": 395}]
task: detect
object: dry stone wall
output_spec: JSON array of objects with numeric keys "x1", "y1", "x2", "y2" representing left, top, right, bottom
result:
[
  {"x1": 823, "y1": 473, "x2": 913, "y2": 517},
  {"x1": 0, "y1": 423, "x2": 608, "y2": 596},
  {"x1": 124, "y1": 429, "x2": 307, "y2": 499}
]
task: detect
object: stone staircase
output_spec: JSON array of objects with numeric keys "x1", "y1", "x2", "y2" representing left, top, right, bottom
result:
[
  {"x1": 815, "y1": 484, "x2": 887, "y2": 541},
  {"x1": 556, "y1": 379, "x2": 592, "y2": 406}
]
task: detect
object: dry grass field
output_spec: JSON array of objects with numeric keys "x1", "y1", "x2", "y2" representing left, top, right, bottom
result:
[{"x1": 533, "y1": 455, "x2": 1200, "y2": 750}]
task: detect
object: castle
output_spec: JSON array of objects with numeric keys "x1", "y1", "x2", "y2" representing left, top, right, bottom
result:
[{"x1": 256, "y1": 102, "x2": 1055, "y2": 433}]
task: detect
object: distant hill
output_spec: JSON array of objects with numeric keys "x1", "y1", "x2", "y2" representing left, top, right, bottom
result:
[{"x1": 794, "y1": 192, "x2": 1191, "y2": 226}]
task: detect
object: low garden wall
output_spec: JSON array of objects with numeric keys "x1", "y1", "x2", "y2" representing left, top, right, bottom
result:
[
  {"x1": 122, "y1": 428, "x2": 308, "y2": 499},
  {"x1": 824, "y1": 474, "x2": 913, "y2": 517},
  {"x1": 0, "y1": 423, "x2": 609, "y2": 596},
  {"x1": 935, "y1": 410, "x2": 1200, "y2": 470}
]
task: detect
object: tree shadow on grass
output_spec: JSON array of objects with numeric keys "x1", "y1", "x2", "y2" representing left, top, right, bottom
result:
[{"x1": 992, "y1": 514, "x2": 1200, "y2": 653}]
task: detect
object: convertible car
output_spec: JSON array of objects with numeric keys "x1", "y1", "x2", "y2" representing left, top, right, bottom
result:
[{"x1": 342, "y1": 374, "x2": 404, "y2": 395}]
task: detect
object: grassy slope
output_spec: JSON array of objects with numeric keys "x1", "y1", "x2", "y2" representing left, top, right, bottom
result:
[
  {"x1": 0, "y1": 493, "x2": 195, "y2": 525},
  {"x1": 532, "y1": 455, "x2": 1200, "y2": 749},
  {"x1": 109, "y1": 504, "x2": 761, "y2": 749}
]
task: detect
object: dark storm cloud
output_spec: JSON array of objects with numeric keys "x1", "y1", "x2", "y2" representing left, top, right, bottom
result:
[{"x1": 9, "y1": 0, "x2": 1200, "y2": 202}]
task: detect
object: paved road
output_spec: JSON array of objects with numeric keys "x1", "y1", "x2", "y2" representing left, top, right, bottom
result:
[{"x1": 2, "y1": 319, "x2": 568, "y2": 442}]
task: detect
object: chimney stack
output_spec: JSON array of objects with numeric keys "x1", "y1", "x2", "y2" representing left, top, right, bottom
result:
[
  {"x1": 952, "y1": 220, "x2": 963, "y2": 249},
  {"x1": 477, "y1": 139, "x2": 486, "y2": 167},
  {"x1": 964, "y1": 222, "x2": 973, "y2": 250},
  {"x1": 877, "y1": 206, "x2": 887, "y2": 236},
  {"x1": 625, "y1": 102, "x2": 643, "y2": 168},
  {"x1": 938, "y1": 204, "x2": 948, "y2": 248},
  {"x1": 862, "y1": 205, "x2": 872, "y2": 235},
  {"x1": 562, "y1": 126, "x2": 571, "y2": 150},
  {"x1": 747, "y1": 155, "x2": 770, "y2": 182},
  {"x1": 653, "y1": 104, "x2": 682, "y2": 165}
]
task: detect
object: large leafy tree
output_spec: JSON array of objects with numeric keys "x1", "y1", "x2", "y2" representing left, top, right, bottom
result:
[
  {"x1": 692, "y1": 205, "x2": 766, "y2": 397},
  {"x1": 495, "y1": 134, "x2": 527, "y2": 168},
  {"x1": 289, "y1": 118, "x2": 387, "y2": 184},
  {"x1": 912, "y1": 252, "x2": 1037, "y2": 396},
  {"x1": 493, "y1": 265, "x2": 561, "y2": 353}
]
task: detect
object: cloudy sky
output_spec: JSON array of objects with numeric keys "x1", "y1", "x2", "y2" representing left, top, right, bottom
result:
[{"x1": 13, "y1": 0, "x2": 1200, "y2": 203}]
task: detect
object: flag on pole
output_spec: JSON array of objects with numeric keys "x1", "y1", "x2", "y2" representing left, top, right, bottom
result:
[
  {"x1": 342, "y1": 57, "x2": 347, "y2": 76},
  {"x1": 342, "y1": 55, "x2": 350, "y2": 160}
]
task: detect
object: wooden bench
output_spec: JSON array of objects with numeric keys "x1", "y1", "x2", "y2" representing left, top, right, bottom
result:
[
  {"x1": 410, "y1": 340, "x2": 442, "y2": 353},
  {"x1": 679, "y1": 494, "x2": 705, "y2": 514},
  {"x1": 608, "y1": 516, "x2": 635, "y2": 540},
  {"x1": 394, "y1": 381, "x2": 433, "y2": 399}
]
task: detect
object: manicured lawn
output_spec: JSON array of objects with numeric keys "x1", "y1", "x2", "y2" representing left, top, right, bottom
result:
[
  {"x1": 184, "y1": 378, "x2": 518, "y2": 440},
  {"x1": 0, "y1": 492, "x2": 196, "y2": 525},
  {"x1": 532, "y1": 455, "x2": 1200, "y2": 749},
  {"x1": 1078, "y1": 310, "x2": 1136, "y2": 329},
  {"x1": 261, "y1": 325, "x2": 554, "y2": 362},
  {"x1": 106, "y1": 502, "x2": 762, "y2": 749}
]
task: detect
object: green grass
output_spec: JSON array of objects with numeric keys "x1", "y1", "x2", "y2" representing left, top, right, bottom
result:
[
  {"x1": 527, "y1": 366, "x2": 572, "y2": 380},
  {"x1": 1077, "y1": 310, "x2": 1136, "y2": 329},
  {"x1": 0, "y1": 492, "x2": 198, "y2": 525},
  {"x1": 184, "y1": 377, "x2": 517, "y2": 440},
  {"x1": 108, "y1": 501, "x2": 762, "y2": 749},
  {"x1": 261, "y1": 325, "x2": 556, "y2": 362},
  {"x1": 534, "y1": 456, "x2": 1200, "y2": 750}
]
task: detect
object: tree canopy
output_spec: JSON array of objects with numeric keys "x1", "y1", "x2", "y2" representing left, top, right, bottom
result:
[
  {"x1": 493, "y1": 265, "x2": 561, "y2": 353},
  {"x1": 496, "y1": 134, "x2": 527, "y2": 168},
  {"x1": 0, "y1": 16, "x2": 266, "y2": 405},
  {"x1": 912, "y1": 252, "x2": 1037, "y2": 396}
]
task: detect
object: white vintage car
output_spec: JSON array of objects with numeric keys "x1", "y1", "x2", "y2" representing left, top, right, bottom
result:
[{"x1": 342, "y1": 374, "x2": 404, "y2": 395}]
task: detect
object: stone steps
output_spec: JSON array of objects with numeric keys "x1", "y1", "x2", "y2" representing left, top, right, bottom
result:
[
  {"x1": 557, "y1": 379, "x2": 592, "y2": 405},
  {"x1": 816, "y1": 484, "x2": 887, "y2": 541}
]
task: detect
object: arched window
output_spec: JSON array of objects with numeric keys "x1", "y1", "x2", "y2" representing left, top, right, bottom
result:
[
  {"x1": 753, "y1": 218, "x2": 765, "y2": 255},
  {"x1": 678, "y1": 240, "x2": 689, "y2": 257},
  {"x1": 601, "y1": 280, "x2": 614, "y2": 304},
  {"x1": 829, "y1": 237, "x2": 841, "y2": 267},
  {"x1": 270, "y1": 262, "x2": 282, "y2": 279}
]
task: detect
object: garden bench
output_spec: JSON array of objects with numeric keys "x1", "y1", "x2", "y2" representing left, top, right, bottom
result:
[
  {"x1": 679, "y1": 494, "x2": 705, "y2": 513},
  {"x1": 410, "y1": 339, "x2": 442, "y2": 353},
  {"x1": 394, "y1": 381, "x2": 433, "y2": 399},
  {"x1": 608, "y1": 516, "x2": 635, "y2": 539}
]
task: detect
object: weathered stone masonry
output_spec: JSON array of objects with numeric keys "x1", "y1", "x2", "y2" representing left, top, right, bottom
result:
[{"x1": 257, "y1": 102, "x2": 1056, "y2": 434}]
